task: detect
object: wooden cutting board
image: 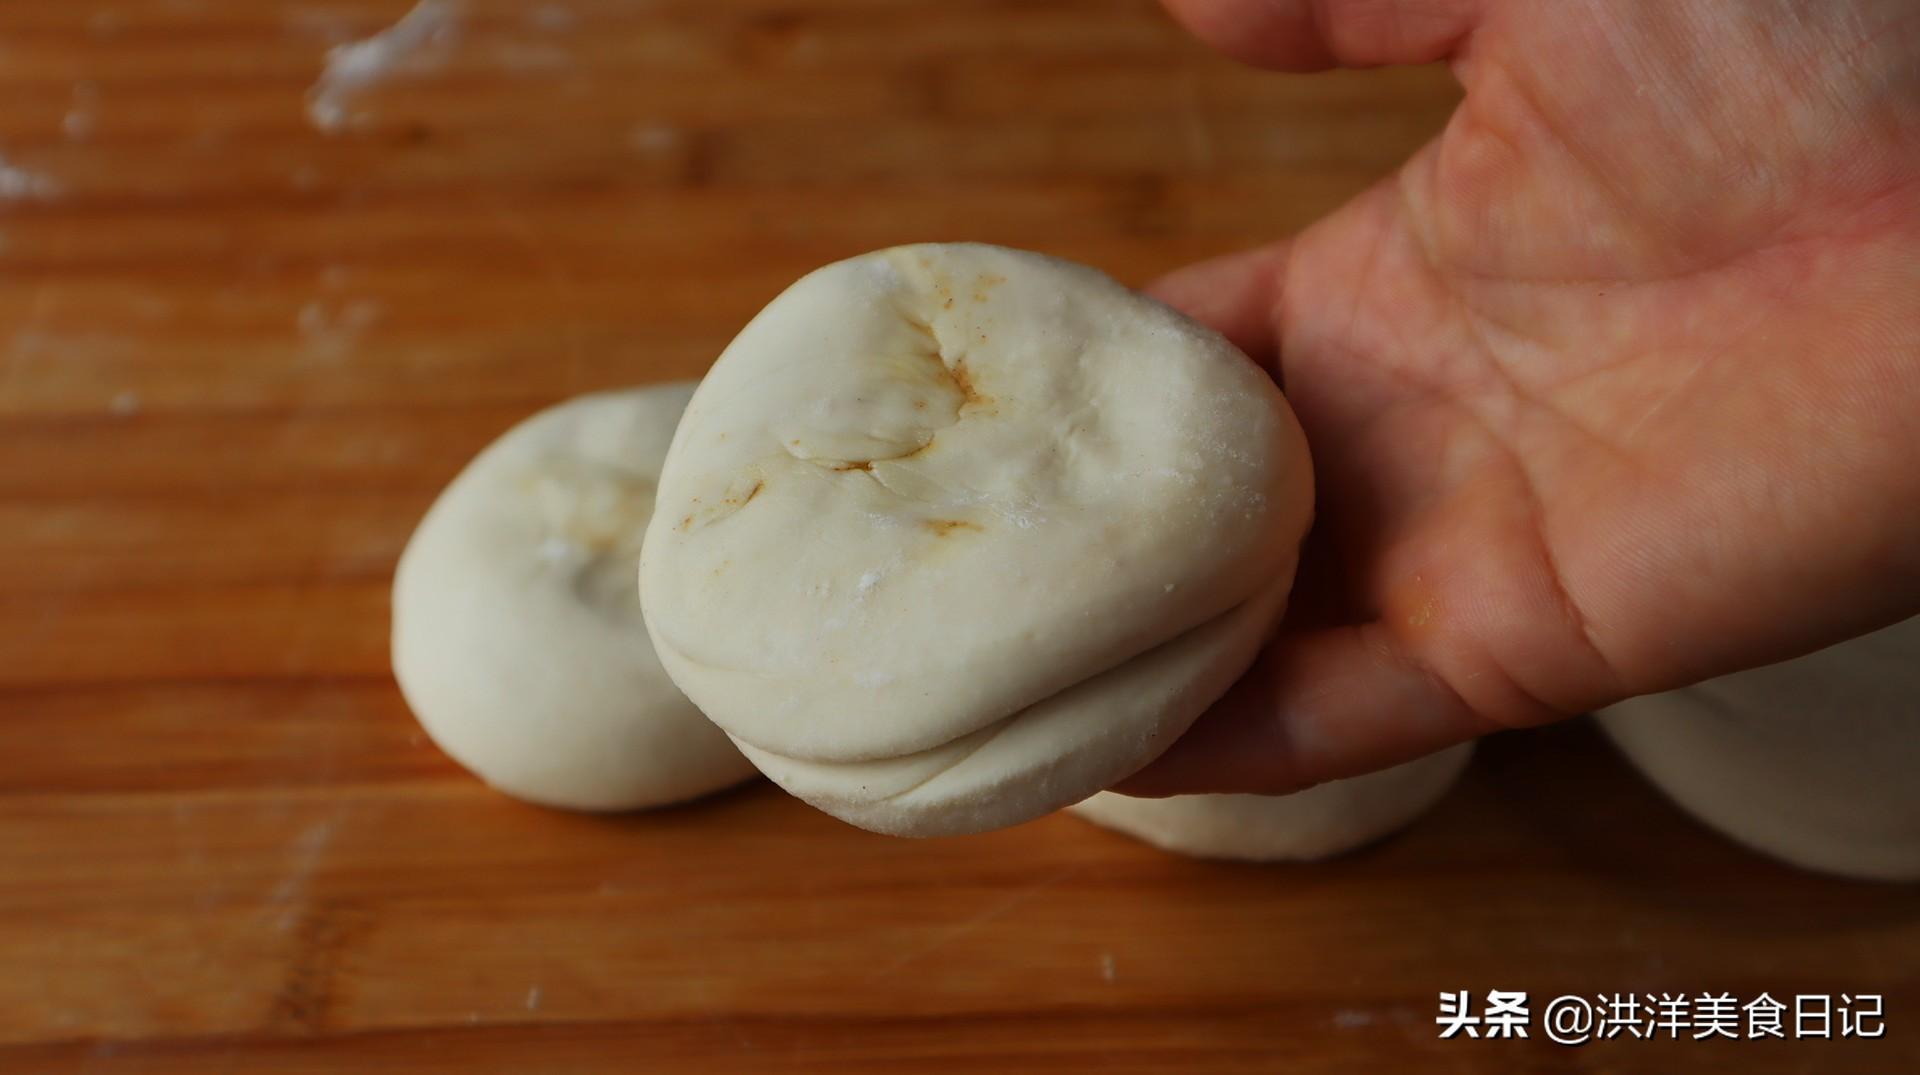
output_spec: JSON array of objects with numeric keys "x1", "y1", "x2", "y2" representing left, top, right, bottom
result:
[{"x1": 1, "y1": 2, "x2": 1913, "y2": 1071}]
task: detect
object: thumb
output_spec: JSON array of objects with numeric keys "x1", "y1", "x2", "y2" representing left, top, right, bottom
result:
[{"x1": 1115, "y1": 622, "x2": 1505, "y2": 796}]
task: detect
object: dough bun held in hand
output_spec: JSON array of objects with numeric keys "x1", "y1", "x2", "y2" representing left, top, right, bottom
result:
[
  {"x1": 1068, "y1": 744, "x2": 1474, "y2": 862},
  {"x1": 640, "y1": 243, "x2": 1314, "y2": 837},
  {"x1": 1597, "y1": 615, "x2": 1920, "y2": 882},
  {"x1": 392, "y1": 384, "x2": 758, "y2": 811}
]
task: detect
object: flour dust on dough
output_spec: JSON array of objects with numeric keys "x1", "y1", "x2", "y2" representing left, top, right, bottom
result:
[
  {"x1": 393, "y1": 383, "x2": 757, "y2": 811},
  {"x1": 641, "y1": 243, "x2": 1314, "y2": 836}
]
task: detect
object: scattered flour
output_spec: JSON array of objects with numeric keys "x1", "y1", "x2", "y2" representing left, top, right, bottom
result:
[
  {"x1": 63, "y1": 83, "x2": 100, "y2": 141},
  {"x1": 306, "y1": 0, "x2": 464, "y2": 133},
  {"x1": 0, "y1": 152, "x2": 59, "y2": 201},
  {"x1": 628, "y1": 123, "x2": 682, "y2": 154},
  {"x1": 297, "y1": 297, "x2": 383, "y2": 359}
]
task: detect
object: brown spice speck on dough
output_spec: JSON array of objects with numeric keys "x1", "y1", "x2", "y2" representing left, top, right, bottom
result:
[
  {"x1": 948, "y1": 357, "x2": 989, "y2": 408},
  {"x1": 833, "y1": 460, "x2": 874, "y2": 473},
  {"x1": 923, "y1": 518, "x2": 983, "y2": 536},
  {"x1": 724, "y1": 479, "x2": 766, "y2": 506}
]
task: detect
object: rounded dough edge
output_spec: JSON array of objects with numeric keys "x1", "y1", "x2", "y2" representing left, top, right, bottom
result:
[
  {"x1": 1596, "y1": 614, "x2": 1920, "y2": 881},
  {"x1": 392, "y1": 383, "x2": 758, "y2": 811},
  {"x1": 1067, "y1": 743, "x2": 1474, "y2": 861}
]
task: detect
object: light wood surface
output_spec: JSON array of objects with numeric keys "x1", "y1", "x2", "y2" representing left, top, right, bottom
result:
[{"x1": 2, "y1": 1, "x2": 1914, "y2": 1071}]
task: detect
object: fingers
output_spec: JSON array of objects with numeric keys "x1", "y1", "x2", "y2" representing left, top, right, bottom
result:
[
  {"x1": 1158, "y1": 0, "x2": 1479, "y2": 71},
  {"x1": 1144, "y1": 240, "x2": 1290, "y2": 373},
  {"x1": 1115, "y1": 622, "x2": 1504, "y2": 796}
]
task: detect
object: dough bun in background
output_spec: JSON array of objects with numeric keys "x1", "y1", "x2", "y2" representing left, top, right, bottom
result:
[
  {"x1": 392, "y1": 384, "x2": 757, "y2": 811},
  {"x1": 641, "y1": 243, "x2": 1314, "y2": 837},
  {"x1": 1597, "y1": 615, "x2": 1920, "y2": 882},
  {"x1": 1068, "y1": 744, "x2": 1474, "y2": 861}
]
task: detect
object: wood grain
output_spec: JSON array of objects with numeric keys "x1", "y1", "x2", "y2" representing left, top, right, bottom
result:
[{"x1": 1, "y1": 1, "x2": 1913, "y2": 1071}]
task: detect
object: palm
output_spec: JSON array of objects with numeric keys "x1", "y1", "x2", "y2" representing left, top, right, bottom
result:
[{"x1": 1129, "y1": 0, "x2": 1920, "y2": 794}]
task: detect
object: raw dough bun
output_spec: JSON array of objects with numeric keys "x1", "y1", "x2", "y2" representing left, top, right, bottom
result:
[
  {"x1": 641, "y1": 243, "x2": 1313, "y2": 836},
  {"x1": 1597, "y1": 615, "x2": 1920, "y2": 881},
  {"x1": 392, "y1": 384, "x2": 757, "y2": 811},
  {"x1": 1067, "y1": 744, "x2": 1474, "y2": 861}
]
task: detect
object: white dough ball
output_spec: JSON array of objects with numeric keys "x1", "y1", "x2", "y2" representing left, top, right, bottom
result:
[
  {"x1": 641, "y1": 244, "x2": 1314, "y2": 836},
  {"x1": 1597, "y1": 615, "x2": 1920, "y2": 881},
  {"x1": 392, "y1": 384, "x2": 758, "y2": 811},
  {"x1": 1067, "y1": 744, "x2": 1474, "y2": 861}
]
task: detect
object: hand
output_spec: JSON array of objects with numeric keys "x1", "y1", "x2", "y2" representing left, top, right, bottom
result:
[{"x1": 1122, "y1": 0, "x2": 1920, "y2": 796}]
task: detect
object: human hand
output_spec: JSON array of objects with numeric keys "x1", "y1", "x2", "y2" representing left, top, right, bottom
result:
[{"x1": 1121, "y1": 0, "x2": 1920, "y2": 796}]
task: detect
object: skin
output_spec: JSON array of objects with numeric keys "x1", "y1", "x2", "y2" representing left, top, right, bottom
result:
[{"x1": 1121, "y1": 0, "x2": 1920, "y2": 796}]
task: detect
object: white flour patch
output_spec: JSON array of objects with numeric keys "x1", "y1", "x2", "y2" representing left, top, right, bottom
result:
[
  {"x1": 0, "y1": 152, "x2": 59, "y2": 201},
  {"x1": 297, "y1": 297, "x2": 384, "y2": 359},
  {"x1": 628, "y1": 123, "x2": 681, "y2": 154},
  {"x1": 306, "y1": 0, "x2": 463, "y2": 133},
  {"x1": 64, "y1": 83, "x2": 101, "y2": 142},
  {"x1": 268, "y1": 817, "x2": 339, "y2": 908},
  {"x1": 108, "y1": 390, "x2": 142, "y2": 416}
]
